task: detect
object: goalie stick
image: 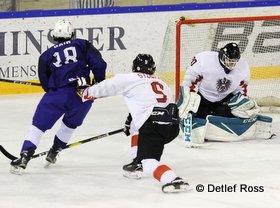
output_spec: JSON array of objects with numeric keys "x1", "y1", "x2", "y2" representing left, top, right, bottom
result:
[
  {"x1": 0, "y1": 78, "x2": 41, "y2": 86},
  {"x1": 0, "y1": 128, "x2": 124, "y2": 161}
]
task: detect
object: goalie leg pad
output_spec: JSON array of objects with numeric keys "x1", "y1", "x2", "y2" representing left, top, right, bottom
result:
[
  {"x1": 206, "y1": 115, "x2": 259, "y2": 141},
  {"x1": 181, "y1": 115, "x2": 208, "y2": 148},
  {"x1": 254, "y1": 115, "x2": 273, "y2": 139},
  {"x1": 191, "y1": 117, "x2": 208, "y2": 144},
  {"x1": 182, "y1": 114, "x2": 192, "y2": 143}
]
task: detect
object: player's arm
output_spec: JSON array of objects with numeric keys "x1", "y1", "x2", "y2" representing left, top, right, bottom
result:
[
  {"x1": 181, "y1": 56, "x2": 203, "y2": 90},
  {"x1": 38, "y1": 54, "x2": 51, "y2": 92},
  {"x1": 232, "y1": 61, "x2": 250, "y2": 96},
  {"x1": 86, "y1": 42, "x2": 107, "y2": 83},
  {"x1": 177, "y1": 86, "x2": 201, "y2": 118},
  {"x1": 77, "y1": 74, "x2": 130, "y2": 101},
  {"x1": 228, "y1": 63, "x2": 259, "y2": 118},
  {"x1": 228, "y1": 92, "x2": 259, "y2": 118},
  {"x1": 177, "y1": 56, "x2": 203, "y2": 118}
]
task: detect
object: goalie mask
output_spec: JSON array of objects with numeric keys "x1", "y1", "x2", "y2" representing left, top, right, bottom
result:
[
  {"x1": 132, "y1": 54, "x2": 156, "y2": 75},
  {"x1": 53, "y1": 20, "x2": 74, "y2": 42},
  {"x1": 218, "y1": 43, "x2": 240, "y2": 74}
]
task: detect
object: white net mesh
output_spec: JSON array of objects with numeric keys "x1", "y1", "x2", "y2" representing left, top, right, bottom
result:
[{"x1": 0, "y1": 0, "x2": 15, "y2": 11}]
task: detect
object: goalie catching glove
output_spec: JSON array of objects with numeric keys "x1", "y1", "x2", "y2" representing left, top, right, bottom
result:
[
  {"x1": 177, "y1": 86, "x2": 201, "y2": 118},
  {"x1": 227, "y1": 92, "x2": 260, "y2": 118},
  {"x1": 76, "y1": 77, "x2": 95, "y2": 102}
]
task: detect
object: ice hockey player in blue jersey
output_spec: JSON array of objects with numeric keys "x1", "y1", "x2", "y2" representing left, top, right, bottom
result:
[{"x1": 10, "y1": 20, "x2": 107, "y2": 174}]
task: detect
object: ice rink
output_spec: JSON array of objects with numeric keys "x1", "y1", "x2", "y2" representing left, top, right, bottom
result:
[{"x1": 0, "y1": 93, "x2": 279, "y2": 208}]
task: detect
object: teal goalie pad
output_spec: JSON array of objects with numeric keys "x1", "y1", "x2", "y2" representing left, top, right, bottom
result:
[
  {"x1": 180, "y1": 114, "x2": 273, "y2": 143},
  {"x1": 207, "y1": 116, "x2": 258, "y2": 136},
  {"x1": 206, "y1": 115, "x2": 273, "y2": 141},
  {"x1": 180, "y1": 115, "x2": 207, "y2": 146}
]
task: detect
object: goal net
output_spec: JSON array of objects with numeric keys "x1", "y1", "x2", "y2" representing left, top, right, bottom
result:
[
  {"x1": 158, "y1": 15, "x2": 280, "y2": 113},
  {"x1": 0, "y1": 0, "x2": 15, "y2": 11}
]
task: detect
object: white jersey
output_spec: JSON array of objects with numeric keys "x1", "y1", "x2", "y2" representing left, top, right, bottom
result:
[
  {"x1": 182, "y1": 51, "x2": 250, "y2": 102},
  {"x1": 87, "y1": 73, "x2": 174, "y2": 130}
]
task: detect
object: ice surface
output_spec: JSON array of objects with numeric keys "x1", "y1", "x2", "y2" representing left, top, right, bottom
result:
[{"x1": 0, "y1": 93, "x2": 279, "y2": 208}]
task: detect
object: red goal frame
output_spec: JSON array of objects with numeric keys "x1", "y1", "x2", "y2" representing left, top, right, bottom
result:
[{"x1": 175, "y1": 15, "x2": 280, "y2": 101}]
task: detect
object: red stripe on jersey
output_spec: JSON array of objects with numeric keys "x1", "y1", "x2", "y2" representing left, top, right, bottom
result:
[
  {"x1": 239, "y1": 81, "x2": 248, "y2": 96},
  {"x1": 190, "y1": 76, "x2": 203, "y2": 92},
  {"x1": 153, "y1": 165, "x2": 171, "y2": 181},
  {"x1": 131, "y1": 135, "x2": 138, "y2": 147}
]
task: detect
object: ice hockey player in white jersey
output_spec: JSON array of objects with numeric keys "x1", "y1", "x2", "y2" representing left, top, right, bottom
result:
[
  {"x1": 178, "y1": 42, "x2": 273, "y2": 147},
  {"x1": 77, "y1": 54, "x2": 189, "y2": 193}
]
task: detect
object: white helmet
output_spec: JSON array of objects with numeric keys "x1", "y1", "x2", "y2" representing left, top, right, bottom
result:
[{"x1": 53, "y1": 20, "x2": 74, "y2": 39}]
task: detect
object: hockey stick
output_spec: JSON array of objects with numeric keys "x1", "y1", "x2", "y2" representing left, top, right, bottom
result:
[
  {"x1": 0, "y1": 128, "x2": 124, "y2": 161},
  {"x1": 0, "y1": 78, "x2": 41, "y2": 86},
  {"x1": 0, "y1": 145, "x2": 18, "y2": 160}
]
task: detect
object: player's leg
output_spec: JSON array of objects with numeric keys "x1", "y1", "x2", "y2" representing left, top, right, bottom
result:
[
  {"x1": 10, "y1": 91, "x2": 66, "y2": 172},
  {"x1": 45, "y1": 121, "x2": 76, "y2": 164},
  {"x1": 46, "y1": 88, "x2": 93, "y2": 164},
  {"x1": 181, "y1": 94, "x2": 232, "y2": 147},
  {"x1": 130, "y1": 133, "x2": 138, "y2": 160},
  {"x1": 122, "y1": 133, "x2": 143, "y2": 179},
  {"x1": 181, "y1": 94, "x2": 211, "y2": 147},
  {"x1": 123, "y1": 120, "x2": 139, "y2": 161},
  {"x1": 122, "y1": 119, "x2": 143, "y2": 177},
  {"x1": 212, "y1": 93, "x2": 235, "y2": 117},
  {"x1": 159, "y1": 124, "x2": 190, "y2": 192},
  {"x1": 137, "y1": 122, "x2": 189, "y2": 193}
]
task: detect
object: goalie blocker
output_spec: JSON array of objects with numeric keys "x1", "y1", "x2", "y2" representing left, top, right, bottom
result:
[{"x1": 181, "y1": 114, "x2": 273, "y2": 144}]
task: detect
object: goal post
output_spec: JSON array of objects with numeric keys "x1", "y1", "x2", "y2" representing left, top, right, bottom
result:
[{"x1": 158, "y1": 15, "x2": 280, "y2": 112}]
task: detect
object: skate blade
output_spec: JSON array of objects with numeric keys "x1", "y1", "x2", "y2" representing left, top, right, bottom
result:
[
  {"x1": 44, "y1": 157, "x2": 57, "y2": 168},
  {"x1": 44, "y1": 159, "x2": 57, "y2": 168},
  {"x1": 123, "y1": 170, "x2": 142, "y2": 179},
  {"x1": 44, "y1": 161, "x2": 52, "y2": 168},
  {"x1": 185, "y1": 142, "x2": 211, "y2": 149},
  {"x1": 162, "y1": 183, "x2": 191, "y2": 193},
  {"x1": 10, "y1": 166, "x2": 23, "y2": 175}
]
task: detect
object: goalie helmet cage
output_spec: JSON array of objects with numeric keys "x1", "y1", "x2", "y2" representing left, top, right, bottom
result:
[{"x1": 158, "y1": 15, "x2": 280, "y2": 113}]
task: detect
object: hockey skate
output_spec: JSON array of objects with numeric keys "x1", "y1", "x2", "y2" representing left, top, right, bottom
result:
[
  {"x1": 123, "y1": 158, "x2": 143, "y2": 179},
  {"x1": 45, "y1": 146, "x2": 61, "y2": 167},
  {"x1": 162, "y1": 177, "x2": 190, "y2": 193},
  {"x1": 10, "y1": 150, "x2": 34, "y2": 175}
]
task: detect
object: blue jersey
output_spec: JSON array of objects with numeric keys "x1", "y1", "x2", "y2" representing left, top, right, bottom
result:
[{"x1": 38, "y1": 38, "x2": 107, "y2": 92}]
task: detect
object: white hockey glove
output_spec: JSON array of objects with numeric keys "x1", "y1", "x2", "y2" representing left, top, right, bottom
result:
[
  {"x1": 227, "y1": 92, "x2": 260, "y2": 118},
  {"x1": 76, "y1": 77, "x2": 95, "y2": 102},
  {"x1": 177, "y1": 86, "x2": 201, "y2": 118}
]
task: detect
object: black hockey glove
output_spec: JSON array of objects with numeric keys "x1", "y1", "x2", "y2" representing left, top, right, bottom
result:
[{"x1": 123, "y1": 113, "x2": 132, "y2": 136}]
